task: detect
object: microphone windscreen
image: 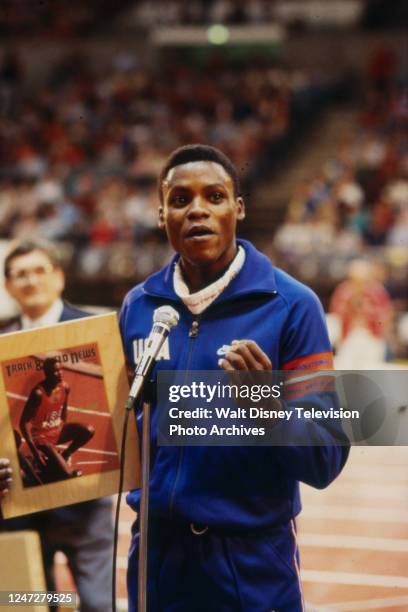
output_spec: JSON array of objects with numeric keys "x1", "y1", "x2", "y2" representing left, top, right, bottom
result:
[{"x1": 153, "y1": 305, "x2": 179, "y2": 329}]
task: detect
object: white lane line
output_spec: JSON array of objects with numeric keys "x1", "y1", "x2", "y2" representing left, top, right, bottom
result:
[
  {"x1": 300, "y1": 498, "x2": 407, "y2": 512},
  {"x1": 299, "y1": 533, "x2": 408, "y2": 552},
  {"x1": 17, "y1": 438, "x2": 118, "y2": 457},
  {"x1": 56, "y1": 445, "x2": 118, "y2": 457},
  {"x1": 301, "y1": 482, "x2": 407, "y2": 501},
  {"x1": 6, "y1": 391, "x2": 111, "y2": 417},
  {"x1": 348, "y1": 460, "x2": 408, "y2": 469},
  {"x1": 75, "y1": 460, "x2": 109, "y2": 465},
  {"x1": 301, "y1": 569, "x2": 408, "y2": 588},
  {"x1": 319, "y1": 594, "x2": 408, "y2": 611},
  {"x1": 300, "y1": 504, "x2": 408, "y2": 524},
  {"x1": 350, "y1": 447, "x2": 408, "y2": 460},
  {"x1": 339, "y1": 467, "x2": 408, "y2": 482},
  {"x1": 69, "y1": 406, "x2": 110, "y2": 417}
]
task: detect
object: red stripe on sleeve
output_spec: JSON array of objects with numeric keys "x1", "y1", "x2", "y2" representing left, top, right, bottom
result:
[{"x1": 282, "y1": 351, "x2": 334, "y2": 372}]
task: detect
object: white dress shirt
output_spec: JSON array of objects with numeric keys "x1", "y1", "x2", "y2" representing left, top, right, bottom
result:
[{"x1": 21, "y1": 298, "x2": 64, "y2": 330}]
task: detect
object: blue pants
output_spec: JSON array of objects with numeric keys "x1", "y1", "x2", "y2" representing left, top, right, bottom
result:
[
  {"x1": 41, "y1": 498, "x2": 113, "y2": 612},
  {"x1": 127, "y1": 518, "x2": 304, "y2": 612}
]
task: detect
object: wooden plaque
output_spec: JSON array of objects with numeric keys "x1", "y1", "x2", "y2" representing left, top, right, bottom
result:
[{"x1": 0, "y1": 313, "x2": 140, "y2": 518}]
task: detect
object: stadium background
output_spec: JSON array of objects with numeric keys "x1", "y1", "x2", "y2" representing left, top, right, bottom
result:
[{"x1": 0, "y1": 1, "x2": 407, "y2": 610}]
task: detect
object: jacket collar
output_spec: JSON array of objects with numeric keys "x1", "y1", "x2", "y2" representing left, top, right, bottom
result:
[{"x1": 142, "y1": 239, "x2": 277, "y2": 303}]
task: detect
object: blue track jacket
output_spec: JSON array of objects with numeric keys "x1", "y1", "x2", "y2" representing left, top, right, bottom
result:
[{"x1": 120, "y1": 240, "x2": 349, "y2": 531}]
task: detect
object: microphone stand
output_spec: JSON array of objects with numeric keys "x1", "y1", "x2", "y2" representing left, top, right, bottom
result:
[
  {"x1": 138, "y1": 399, "x2": 151, "y2": 612},
  {"x1": 120, "y1": 305, "x2": 179, "y2": 612}
]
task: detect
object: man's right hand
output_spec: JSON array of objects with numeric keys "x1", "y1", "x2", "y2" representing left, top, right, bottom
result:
[{"x1": 0, "y1": 458, "x2": 13, "y2": 500}]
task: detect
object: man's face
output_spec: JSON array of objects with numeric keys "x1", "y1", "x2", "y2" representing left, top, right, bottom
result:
[
  {"x1": 5, "y1": 250, "x2": 64, "y2": 318},
  {"x1": 44, "y1": 360, "x2": 63, "y2": 383},
  {"x1": 159, "y1": 161, "x2": 245, "y2": 278}
]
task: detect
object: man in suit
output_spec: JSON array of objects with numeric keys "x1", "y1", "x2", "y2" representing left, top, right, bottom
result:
[{"x1": 0, "y1": 240, "x2": 113, "y2": 612}]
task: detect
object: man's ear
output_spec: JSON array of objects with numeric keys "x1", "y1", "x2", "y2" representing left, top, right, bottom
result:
[
  {"x1": 236, "y1": 196, "x2": 246, "y2": 221},
  {"x1": 158, "y1": 206, "x2": 165, "y2": 230}
]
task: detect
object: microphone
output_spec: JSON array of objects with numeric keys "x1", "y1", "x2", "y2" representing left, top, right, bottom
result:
[{"x1": 126, "y1": 305, "x2": 179, "y2": 410}]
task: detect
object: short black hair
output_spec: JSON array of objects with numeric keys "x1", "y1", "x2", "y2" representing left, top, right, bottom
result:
[
  {"x1": 43, "y1": 357, "x2": 61, "y2": 375},
  {"x1": 4, "y1": 240, "x2": 61, "y2": 279},
  {"x1": 158, "y1": 144, "x2": 240, "y2": 202}
]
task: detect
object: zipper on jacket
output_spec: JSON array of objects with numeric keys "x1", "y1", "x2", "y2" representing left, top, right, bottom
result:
[
  {"x1": 189, "y1": 317, "x2": 200, "y2": 338},
  {"x1": 169, "y1": 314, "x2": 201, "y2": 518}
]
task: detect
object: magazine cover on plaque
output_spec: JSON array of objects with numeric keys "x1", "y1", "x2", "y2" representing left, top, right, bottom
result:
[{"x1": 0, "y1": 312, "x2": 140, "y2": 518}]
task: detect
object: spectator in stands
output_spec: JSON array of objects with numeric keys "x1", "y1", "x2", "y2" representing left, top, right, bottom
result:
[{"x1": 329, "y1": 259, "x2": 393, "y2": 367}]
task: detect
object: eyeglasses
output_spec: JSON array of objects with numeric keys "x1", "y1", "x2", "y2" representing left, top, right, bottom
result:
[{"x1": 8, "y1": 264, "x2": 55, "y2": 283}]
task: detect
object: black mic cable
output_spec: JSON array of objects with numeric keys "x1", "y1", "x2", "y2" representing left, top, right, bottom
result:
[{"x1": 112, "y1": 305, "x2": 179, "y2": 612}]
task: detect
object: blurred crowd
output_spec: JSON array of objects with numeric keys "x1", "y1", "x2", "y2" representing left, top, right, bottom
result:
[
  {"x1": 273, "y1": 123, "x2": 407, "y2": 251},
  {"x1": 0, "y1": 50, "x2": 334, "y2": 282},
  {"x1": 269, "y1": 79, "x2": 408, "y2": 359},
  {"x1": 0, "y1": 39, "x2": 406, "y2": 354},
  {"x1": 271, "y1": 84, "x2": 407, "y2": 282}
]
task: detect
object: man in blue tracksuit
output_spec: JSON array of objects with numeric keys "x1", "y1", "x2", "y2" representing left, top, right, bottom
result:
[{"x1": 120, "y1": 144, "x2": 349, "y2": 611}]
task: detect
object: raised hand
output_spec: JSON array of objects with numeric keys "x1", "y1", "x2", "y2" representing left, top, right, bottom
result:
[{"x1": 218, "y1": 339, "x2": 272, "y2": 371}]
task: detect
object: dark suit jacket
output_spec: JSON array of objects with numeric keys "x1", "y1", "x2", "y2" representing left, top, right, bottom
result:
[{"x1": 0, "y1": 302, "x2": 90, "y2": 333}]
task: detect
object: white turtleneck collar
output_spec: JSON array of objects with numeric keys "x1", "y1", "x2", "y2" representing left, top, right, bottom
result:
[{"x1": 173, "y1": 246, "x2": 245, "y2": 315}]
